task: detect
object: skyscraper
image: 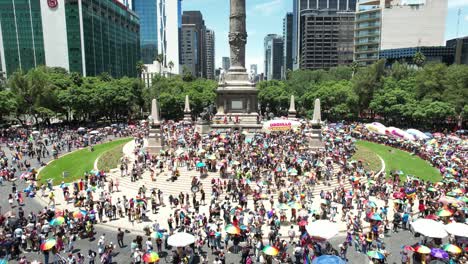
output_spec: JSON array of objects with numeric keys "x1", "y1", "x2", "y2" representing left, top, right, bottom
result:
[
  {"x1": 180, "y1": 24, "x2": 198, "y2": 76},
  {"x1": 157, "y1": 0, "x2": 181, "y2": 74},
  {"x1": 264, "y1": 34, "x2": 284, "y2": 80},
  {"x1": 181, "y1": 11, "x2": 206, "y2": 78},
  {"x1": 222, "y1": 57, "x2": 230, "y2": 71},
  {"x1": 283, "y1": 13, "x2": 293, "y2": 79},
  {"x1": 355, "y1": 0, "x2": 447, "y2": 65},
  {"x1": 133, "y1": 0, "x2": 158, "y2": 64},
  {"x1": 250, "y1": 64, "x2": 258, "y2": 76},
  {"x1": 0, "y1": 0, "x2": 140, "y2": 78},
  {"x1": 205, "y1": 29, "x2": 215, "y2": 80},
  {"x1": 293, "y1": 0, "x2": 356, "y2": 70}
]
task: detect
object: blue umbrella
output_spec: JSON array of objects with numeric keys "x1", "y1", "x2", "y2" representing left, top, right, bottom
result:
[
  {"x1": 312, "y1": 255, "x2": 346, "y2": 264},
  {"x1": 196, "y1": 162, "x2": 206, "y2": 168}
]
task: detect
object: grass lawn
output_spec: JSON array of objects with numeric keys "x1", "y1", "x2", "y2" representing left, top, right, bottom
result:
[
  {"x1": 38, "y1": 138, "x2": 131, "y2": 185},
  {"x1": 352, "y1": 145, "x2": 382, "y2": 172},
  {"x1": 356, "y1": 141, "x2": 441, "y2": 182},
  {"x1": 97, "y1": 143, "x2": 125, "y2": 172}
]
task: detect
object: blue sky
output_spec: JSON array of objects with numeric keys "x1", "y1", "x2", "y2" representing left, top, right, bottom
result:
[{"x1": 182, "y1": 0, "x2": 468, "y2": 74}]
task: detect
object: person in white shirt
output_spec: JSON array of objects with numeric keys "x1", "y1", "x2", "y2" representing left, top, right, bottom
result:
[{"x1": 145, "y1": 238, "x2": 153, "y2": 251}]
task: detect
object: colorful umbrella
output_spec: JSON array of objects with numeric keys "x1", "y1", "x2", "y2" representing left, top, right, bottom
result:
[
  {"x1": 142, "y1": 251, "x2": 160, "y2": 263},
  {"x1": 393, "y1": 192, "x2": 405, "y2": 199},
  {"x1": 311, "y1": 255, "x2": 346, "y2": 264},
  {"x1": 442, "y1": 244, "x2": 462, "y2": 254},
  {"x1": 276, "y1": 203, "x2": 290, "y2": 210},
  {"x1": 436, "y1": 209, "x2": 453, "y2": 217},
  {"x1": 49, "y1": 217, "x2": 65, "y2": 226},
  {"x1": 40, "y1": 238, "x2": 57, "y2": 251},
  {"x1": 430, "y1": 248, "x2": 449, "y2": 259},
  {"x1": 72, "y1": 210, "x2": 86, "y2": 219},
  {"x1": 368, "y1": 213, "x2": 383, "y2": 221},
  {"x1": 225, "y1": 224, "x2": 241, "y2": 235},
  {"x1": 413, "y1": 245, "x2": 431, "y2": 254},
  {"x1": 150, "y1": 232, "x2": 163, "y2": 239},
  {"x1": 298, "y1": 220, "x2": 308, "y2": 226},
  {"x1": 365, "y1": 200, "x2": 377, "y2": 208},
  {"x1": 367, "y1": 251, "x2": 385, "y2": 259},
  {"x1": 196, "y1": 162, "x2": 206, "y2": 168},
  {"x1": 425, "y1": 214, "x2": 439, "y2": 220},
  {"x1": 427, "y1": 187, "x2": 437, "y2": 192},
  {"x1": 288, "y1": 201, "x2": 302, "y2": 209},
  {"x1": 262, "y1": 245, "x2": 279, "y2": 256}
]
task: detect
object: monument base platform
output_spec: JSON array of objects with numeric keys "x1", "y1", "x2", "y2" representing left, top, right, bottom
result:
[{"x1": 147, "y1": 128, "x2": 165, "y2": 155}]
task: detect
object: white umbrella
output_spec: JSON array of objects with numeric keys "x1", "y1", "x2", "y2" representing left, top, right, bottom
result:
[
  {"x1": 411, "y1": 219, "x2": 448, "y2": 238},
  {"x1": 32, "y1": 130, "x2": 40, "y2": 135},
  {"x1": 90, "y1": 130, "x2": 100, "y2": 135},
  {"x1": 167, "y1": 232, "x2": 196, "y2": 247},
  {"x1": 305, "y1": 220, "x2": 339, "y2": 240},
  {"x1": 77, "y1": 127, "x2": 86, "y2": 131},
  {"x1": 445, "y1": 222, "x2": 468, "y2": 238}
]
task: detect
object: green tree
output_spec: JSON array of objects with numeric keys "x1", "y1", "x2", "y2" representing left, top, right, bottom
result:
[
  {"x1": 136, "y1": 60, "x2": 146, "y2": 78},
  {"x1": 155, "y1": 54, "x2": 164, "y2": 76},
  {"x1": 413, "y1": 51, "x2": 426, "y2": 67},
  {"x1": 168, "y1": 61, "x2": 174, "y2": 77}
]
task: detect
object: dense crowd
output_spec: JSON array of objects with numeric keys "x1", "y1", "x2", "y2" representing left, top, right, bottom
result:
[{"x1": 0, "y1": 121, "x2": 467, "y2": 264}]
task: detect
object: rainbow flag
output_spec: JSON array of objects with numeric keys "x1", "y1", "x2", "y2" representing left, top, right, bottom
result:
[{"x1": 304, "y1": 253, "x2": 312, "y2": 264}]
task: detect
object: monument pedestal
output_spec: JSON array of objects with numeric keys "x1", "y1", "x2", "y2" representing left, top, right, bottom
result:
[
  {"x1": 212, "y1": 70, "x2": 262, "y2": 132},
  {"x1": 147, "y1": 126, "x2": 165, "y2": 154},
  {"x1": 309, "y1": 127, "x2": 324, "y2": 150}
]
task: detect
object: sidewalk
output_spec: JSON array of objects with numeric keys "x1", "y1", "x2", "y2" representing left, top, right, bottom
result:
[{"x1": 37, "y1": 139, "x2": 400, "y2": 239}]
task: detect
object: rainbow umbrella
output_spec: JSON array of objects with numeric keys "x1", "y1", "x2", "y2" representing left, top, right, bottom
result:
[
  {"x1": 49, "y1": 217, "x2": 65, "y2": 226},
  {"x1": 430, "y1": 248, "x2": 449, "y2": 259},
  {"x1": 288, "y1": 201, "x2": 302, "y2": 209},
  {"x1": 368, "y1": 213, "x2": 383, "y2": 221},
  {"x1": 40, "y1": 238, "x2": 57, "y2": 251},
  {"x1": 442, "y1": 244, "x2": 462, "y2": 254},
  {"x1": 436, "y1": 209, "x2": 453, "y2": 217},
  {"x1": 225, "y1": 224, "x2": 240, "y2": 235},
  {"x1": 262, "y1": 245, "x2": 279, "y2": 256},
  {"x1": 276, "y1": 203, "x2": 290, "y2": 210},
  {"x1": 150, "y1": 232, "x2": 163, "y2": 239},
  {"x1": 413, "y1": 245, "x2": 431, "y2": 254},
  {"x1": 72, "y1": 210, "x2": 86, "y2": 219},
  {"x1": 367, "y1": 251, "x2": 385, "y2": 259},
  {"x1": 142, "y1": 251, "x2": 160, "y2": 263},
  {"x1": 365, "y1": 200, "x2": 377, "y2": 208},
  {"x1": 427, "y1": 187, "x2": 437, "y2": 192}
]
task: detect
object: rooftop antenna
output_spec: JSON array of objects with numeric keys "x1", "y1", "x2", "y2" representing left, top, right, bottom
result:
[{"x1": 456, "y1": 8, "x2": 461, "y2": 37}]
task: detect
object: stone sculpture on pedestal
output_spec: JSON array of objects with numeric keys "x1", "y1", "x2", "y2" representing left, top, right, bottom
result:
[
  {"x1": 288, "y1": 95, "x2": 297, "y2": 119},
  {"x1": 147, "y1": 98, "x2": 165, "y2": 154},
  {"x1": 183, "y1": 95, "x2": 192, "y2": 123},
  {"x1": 309, "y1": 99, "x2": 324, "y2": 150}
]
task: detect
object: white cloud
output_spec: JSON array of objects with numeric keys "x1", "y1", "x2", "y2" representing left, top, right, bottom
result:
[
  {"x1": 448, "y1": 0, "x2": 468, "y2": 8},
  {"x1": 252, "y1": 0, "x2": 284, "y2": 16}
]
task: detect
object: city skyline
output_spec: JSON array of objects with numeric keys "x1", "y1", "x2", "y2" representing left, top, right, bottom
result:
[{"x1": 183, "y1": 0, "x2": 468, "y2": 74}]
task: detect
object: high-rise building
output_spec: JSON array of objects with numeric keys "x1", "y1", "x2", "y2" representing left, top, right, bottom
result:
[
  {"x1": 294, "y1": 0, "x2": 356, "y2": 70},
  {"x1": 264, "y1": 34, "x2": 284, "y2": 80},
  {"x1": 157, "y1": 0, "x2": 182, "y2": 74},
  {"x1": 355, "y1": 0, "x2": 447, "y2": 65},
  {"x1": 222, "y1": 57, "x2": 230, "y2": 71},
  {"x1": 181, "y1": 11, "x2": 206, "y2": 78},
  {"x1": 0, "y1": 0, "x2": 140, "y2": 78},
  {"x1": 446, "y1": 36, "x2": 468, "y2": 65},
  {"x1": 205, "y1": 29, "x2": 215, "y2": 80},
  {"x1": 283, "y1": 13, "x2": 293, "y2": 79},
  {"x1": 133, "y1": 0, "x2": 158, "y2": 64},
  {"x1": 180, "y1": 24, "x2": 198, "y2": 76}
]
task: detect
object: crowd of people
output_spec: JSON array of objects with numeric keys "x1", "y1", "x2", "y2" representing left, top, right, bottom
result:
[{"x1": 0, "y1": 121, "x2": 466, "y2": 264}]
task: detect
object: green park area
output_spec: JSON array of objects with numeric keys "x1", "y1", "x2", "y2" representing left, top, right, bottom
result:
[
  {"x1": 39, "y1": 138, "x2": 131, "y2": 185},
  {"x1": 355, "y1": 141, "x2": 441, "y2": 183}
]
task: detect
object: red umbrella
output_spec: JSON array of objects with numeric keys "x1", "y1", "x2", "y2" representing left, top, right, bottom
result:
[
  {"x1": 393, "y1": 192, "x2": 405, "y2": 199},
  {"x1": 425, "y1": 214, "x2": 439, "y2": 220},
  {"x1": 298, "y1": 220, "x2": 308, "y2": 226}
]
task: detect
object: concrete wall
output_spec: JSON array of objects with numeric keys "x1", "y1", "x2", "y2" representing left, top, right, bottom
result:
[{"x1": 380, "y1": 0, "x2": 447, "y2": 50}]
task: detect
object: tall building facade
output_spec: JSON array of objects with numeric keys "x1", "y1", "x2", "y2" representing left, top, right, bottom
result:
[
  {"x1": 264, "y1": 34, "x2": 284, "y2": 80},
  {"x1": 355, "y1": 0, "x2": 447, "y2": 65},
  {"x1": 294, "y1": 0, "x2": 356, "y2": 70},
  {"x1": 250, "y1": 64, "x2": 258, "y2": 76},
  {"x1": 133, "y1": 0, "x2": 158, "y2": 64},
  {"x1": 283, "y1": 13, "x2": 293, "y2": 79},
  {"x1": 222, "y1": 57, "x2": 230, "y2": 71},
  {"x1": 157, "y1": 0, "x2": 181, "y2": 74},
  {"x1": 205, "y1": 29, "x2": 215, "y2": 80},
  {"x1": 181, "y1": 11, "x2": 206, "y2": 78},
  {"x1": 446, "y1": 36, "x2": 468, "y2": 65},
  {"x1": 180, "y1": 24, "x2": 198, "y2": 76},
  {"x1": 0, "y1": 0, "x2": 140, "y2": 78}
]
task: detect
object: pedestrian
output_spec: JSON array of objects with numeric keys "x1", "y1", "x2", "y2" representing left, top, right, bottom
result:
[{"x1": 117, "y1": 228, "x2": 124, "y2": 248}]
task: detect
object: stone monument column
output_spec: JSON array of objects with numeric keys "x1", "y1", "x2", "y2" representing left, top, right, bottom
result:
[
  {"x1": 229, "y1": 0, "x2": 247, "y2": 72},
  {"x1": 147, "y1": 98, "x2": 165, "y2": 154}
]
